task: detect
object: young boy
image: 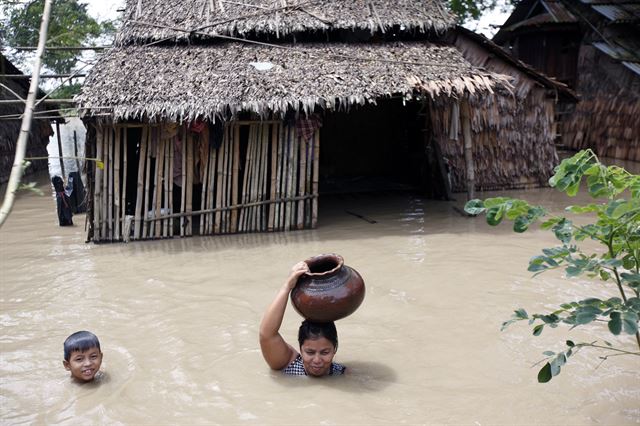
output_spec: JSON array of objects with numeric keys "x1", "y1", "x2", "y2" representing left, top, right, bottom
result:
[{"x1": 63, "y1": 331, "x2": 103, "y2": 382}]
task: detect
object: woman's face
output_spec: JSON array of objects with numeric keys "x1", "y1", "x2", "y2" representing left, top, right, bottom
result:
[{"x1": 300, "y1": 337, "x2": 336, "y2": 377}]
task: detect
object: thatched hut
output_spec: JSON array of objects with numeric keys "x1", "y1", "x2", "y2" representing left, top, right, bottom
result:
[
  {"x1": 0, "y1": 54, "x2": 61, "y2": 183},
  {"x1": 77, "y1": 0, "x2": 566, "y2": 243},
  {"x1": 493, "y1": 0, "x2": 640, "y2": 161}
]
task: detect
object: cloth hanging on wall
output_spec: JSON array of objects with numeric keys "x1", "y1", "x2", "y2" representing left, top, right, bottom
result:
[{"x1": 295, "y1": 113, "x2": 322, "y2": 142}]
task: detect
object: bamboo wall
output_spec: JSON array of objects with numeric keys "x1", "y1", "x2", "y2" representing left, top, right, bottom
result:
[
  {"x1": 89, "y1": 121, "x2": 320, "y2": 242},
  {"x1": 561, "y1": 45, "x2": 640, "y2": 161},
  {"x1": 429, "y1": 88, "x2": 558, "y2": 192}
]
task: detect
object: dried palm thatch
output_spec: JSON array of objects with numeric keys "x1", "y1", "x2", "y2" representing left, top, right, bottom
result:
[
  {"x1": 115, "y1": 0, "x2": 455, "y2": 46},
  {"x1": 77, "y1": 41, "x2": 506, "y2": 123}
]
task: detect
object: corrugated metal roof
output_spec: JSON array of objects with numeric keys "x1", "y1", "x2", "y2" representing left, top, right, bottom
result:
[
  {"x1": 622, "y1": 61, "x2": 640, "y2": 75},
  {"x1": 543, "y1": 0, "x2": 579, "y2": 21},
  {"x1": 592, "y1": 3, "x2": 640, "y2": 21}
]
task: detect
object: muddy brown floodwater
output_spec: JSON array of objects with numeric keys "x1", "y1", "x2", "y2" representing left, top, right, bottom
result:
[{"x1": 1, "y1": 175, "x2": 639, "y2": 425}]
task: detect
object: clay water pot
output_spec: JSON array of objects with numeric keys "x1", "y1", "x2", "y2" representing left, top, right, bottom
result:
[{"x1": 291, "y1": 254, "x2": 365, "y2": 322}]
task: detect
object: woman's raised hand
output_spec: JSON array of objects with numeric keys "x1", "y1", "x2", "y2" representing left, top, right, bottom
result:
[{"x1": 285, "y1": 261, "x2": 310, "y2": 290}]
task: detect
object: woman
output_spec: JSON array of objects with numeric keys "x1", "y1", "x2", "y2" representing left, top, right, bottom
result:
[{"x1": 259, "y1": 261, "x2": 346, "y2": 377}]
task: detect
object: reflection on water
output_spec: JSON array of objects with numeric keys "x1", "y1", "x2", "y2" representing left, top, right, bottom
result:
[{"x1": 1, "y1": 176, "x2": 639, "y2": 425}]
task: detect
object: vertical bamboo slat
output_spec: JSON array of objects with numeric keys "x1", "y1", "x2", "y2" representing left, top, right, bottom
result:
[
  {"x1": 134, "y1": 126, "x2": 148, "y2": 240},
  {"x1": 260, "y1": 123, "x2": 269, "y2": 231},
  {"x1": 200, "y1": 130, "x2": 210, "y2": 235},
  {"x1": 102, "y1": 127, "x2": 110, "y2": 239},
  {"x1": 121, "y1": 129, "x2": 128, "y2": 240},
  {"x1": 297, "y1": 133, "x2": 306, "y2": 230},
  {"x1": 185, "y1": 131, "x2": 194, "y2": 236},
  {"x1": 268, "y1": 123, "x2": 278, "y2": 231},
  {"x1": 180, "y1": 125, "x2": 187, "y2": 237},
  {"x1": 142, "y1": 126, "x2": 153, "y2": 239},
  {"x1": 304, "y1": 132, "x2": 313, "y2": 227},
  {"x1": 163, "y1": 134, "x2": 170, "y2": 237},
  {"x1": 207, "y1": 142, "x2": 217, "y2": 234},
  {"x1": 214, "y1": 125, "x2": 224, "y2": 234},
  {"x1": 231, "y1": 124, "x2": 240, "y2": 233},
  {"x1": 284, "y1": 126, "x2": 294, "y2": 231},
  {"x1": 94, "y1": 128, "x2": 104, "y2": 241},
  {"x1": 168, "y1": 133, "x2": 174, "y2": 238},
  {"x1": 154, "y1": 137, "x2": 165, "y2": 237},
  {"x1": 114, "y1": 127, "x2": 121, "y2": 240},
  {"x1": 312, "y1": 129, "x2": 320, "y2": 228}
]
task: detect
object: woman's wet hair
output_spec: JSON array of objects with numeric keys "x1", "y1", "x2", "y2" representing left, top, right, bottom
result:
[
  {"x1": 64, "y1": 331, "x2": 101, "y2": 361},
  {"x1": 298, "y1": 320, "x2": 338, "y2": 349}
]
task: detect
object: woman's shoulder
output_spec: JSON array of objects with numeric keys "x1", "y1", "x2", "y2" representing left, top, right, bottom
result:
[{"x1": 281, "y1": 354, "x2": 306, "y2": 376}]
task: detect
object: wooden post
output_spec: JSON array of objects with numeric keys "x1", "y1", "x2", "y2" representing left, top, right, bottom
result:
[
  {"x1": 133, "y1": 126, "x2": 148, "y2": 240},
  {"x1": 55, "y1": 121, "x2": 66, "y2": 178},
  {"x1": 461, "y1": 100, "x2": 475, "y2": 201}
]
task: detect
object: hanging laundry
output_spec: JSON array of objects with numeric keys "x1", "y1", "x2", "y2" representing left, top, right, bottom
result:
[
  {"x1": 189, "y1": 120, "x2": 206, "y2": 134},
  {"x1": 295, "y1": 113, "x2": 322, "y2": 142},
  {"x1": 173, "y1": 133, "x2": 182, "y2": 186},
  {"x1": 52, "y1": 176, "x2": 73, "y2": 226}
]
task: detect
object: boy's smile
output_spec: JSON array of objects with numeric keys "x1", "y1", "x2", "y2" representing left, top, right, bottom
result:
[{"x1": 63, "y1": 347, "x2": 103, "y2": 382}]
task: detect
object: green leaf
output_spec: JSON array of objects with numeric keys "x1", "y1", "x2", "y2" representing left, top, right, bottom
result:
[
  {"x1": 621, "y1": 311, "x2": 639, "y2": 334},
  {"x1": 542, "y1": 350, "x2": 555, "y2": 356},
  {"x1": 608, "y1": 312, "x2": 622, "y2": 335},
  {"x1": 538, "y1": 363, "x2": 552, "y2": 383},
  {"x1": 566, "y1": 340, "x2": 575, "y2": 347},
  {"x1": 541, "y1": 217, "x2": 562, "y2": 230},
  {"x1": 514, "y1": 215, "x2": 531, "y2": 233},
  {"x1": 486, "y1": 206, "x2": 504, "y2": 226},
  {"x1": 464, "y1": 199, "x2": 485, "y2": 215},
  {"x1": 533, "y1": 324, "x2": 544, "y2": 336}
]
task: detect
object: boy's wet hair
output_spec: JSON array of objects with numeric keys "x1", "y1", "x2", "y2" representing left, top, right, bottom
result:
[
  {"x1": 298, "y1": 320, "x2": 338, "y2": 349},
  {"x1": 63, "y1": 331, "x2": 101, "y2": 361}
]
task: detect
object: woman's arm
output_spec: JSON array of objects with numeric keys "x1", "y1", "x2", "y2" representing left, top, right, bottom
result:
[{"x1": 259, "y1": 261, "x2": 308, "y2": 370}]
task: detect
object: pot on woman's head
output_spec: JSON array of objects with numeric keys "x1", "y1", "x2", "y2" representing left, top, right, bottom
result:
[{"x1": 291, "y1": 254, "x2": 365, "y2": 322}]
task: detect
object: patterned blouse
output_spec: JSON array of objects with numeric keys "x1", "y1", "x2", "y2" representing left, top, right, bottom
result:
[{"x1": 282, "y1": 354, "x2": 346, "y2": 376}]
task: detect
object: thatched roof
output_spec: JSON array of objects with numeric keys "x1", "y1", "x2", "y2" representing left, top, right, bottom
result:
[
  {"x1": 77, "y1": 41, "x2": 506, "y2": 122},
  {"x1": 115, "y1": 0, "x2": 455, "y2": 46}
]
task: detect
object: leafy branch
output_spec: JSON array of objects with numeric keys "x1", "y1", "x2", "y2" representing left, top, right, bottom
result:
[{"x1": 465, "y1": 150, "x2": 640, "y2": 382}]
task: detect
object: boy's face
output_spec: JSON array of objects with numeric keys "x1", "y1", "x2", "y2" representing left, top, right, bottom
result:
[{"x1": 63, "y1": 347, "x2": 103, "y2": 382}]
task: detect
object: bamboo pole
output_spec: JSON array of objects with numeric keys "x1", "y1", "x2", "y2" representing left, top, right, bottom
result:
[
  {"x1": 163, "y1": 134, "x2": 170, "y2": 237},
  {"x1": 200, "y1": 129, "x2": 210, "y2": 235},
  {"x1": 461, "y1": 100, "x2": 475, "y2": 201},
  {"x1": 142, "y1": 126, "x2": 153, "y2": 239},
  {"x1": 168, "y1": 132, "x2": 174, "y2": 238},
  {"x1": 180, "y1": 125, "x2": 187, "y2": 237},
  {"x1": 297, "y1": 132, "x2": 306, "y2": 230},
  {"x1": 225, "y1": 124, "x2": 233, "y2": 232},
  {"x1": 214, "y1": 126, "x2": 224, "y2": 234},
  {"x1": 284, "y1": 126, "x2": 294, "y2": 231},
  {"x1": 56, "y1": 121, "x2": 66, "y2": 179},
  {"x1": 207, "y1": 139, "x2": 217, "y2": 234},
  {"x1": 251, "y1": 124, "x2": 261, "y2": 231},
  {"x1": 231, "y1": 124, "x2": 240, "y2": 233},
  {"x1": 143, "y1": 194, "x2": 317, "y2": 222},
  {"x1": 0, "y1": 0, "x2": 53, "y2": 228},
  {"x1": 94, "y1": 127, "x2": 104, "y2": 241},
  {"x1": 290, "y1": 127, "x2": 299, "y2": 229},
  {"x1": 220, "y1": 126, "x2": 229, "y2": 233},
  {"x1": 122, "y1": 128, "x2": 128, "y2": 240},
  {"x1": 304, "y1": 132, "x2": 313, "y2": 227},
  {"x1": 312, "y1": 129, "x2": 320, "y2": 228},
  {"x1": 150, "y1": 131, "x2": 160, "y2": 238},
  {"x1": 185, "y1": 131, "x2": 194, "y2": 236},
  {"x1": 134, "y1": 126, "x2": 148, "y2": 240},
  {"x1": 239, "y1": 124, "x2": 252, "y2": 232},
  {"x1": 102, "y1": 126, "x2": 110, "y2": 240},
  {"x1": 154, "y1": 136, "x2": 166, "y2": 238},
  {"x1": 275, "y1": 123, "x2": 284, "y2": 230},
  {"x1": 260, "y1": 123, "x2": 269, "y2": 231},
  {"x1": 268, "y1": 123, "x2": 278, "y2": 231},
  {"x1": 114, "y1": 127, "x2": 121, "y2": 240}
]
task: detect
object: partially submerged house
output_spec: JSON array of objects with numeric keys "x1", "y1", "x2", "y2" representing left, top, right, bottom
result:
[
  {"x1": 494, "y1": 0, "x2": 640, "y2": 161},
  {"x1": 77, "y1": 0, "x2": 570, "y2": 243},
  {"x1": 0, "y1": 54, "x2": 62, "y2": 183}
]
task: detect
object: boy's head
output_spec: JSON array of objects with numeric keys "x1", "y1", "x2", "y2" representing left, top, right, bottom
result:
[{"x1": 63, "y1": 331, "x2": 102, "y2": 382}]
